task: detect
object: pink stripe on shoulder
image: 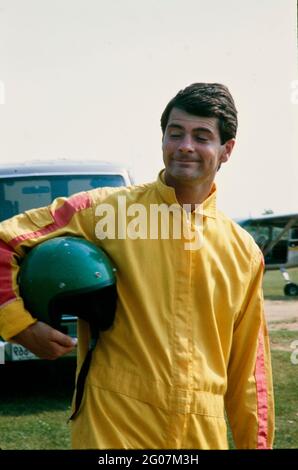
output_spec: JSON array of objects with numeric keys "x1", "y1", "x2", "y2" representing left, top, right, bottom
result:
[
  {"x1": 10, "y1": 193, "x2": 92, "y2": 248},
  {"x1": 0, "y1": 240, "x2": 16, "y2": 305},
  {"x1": 255, "y1": 327, "x2": 269, "y2": 448}
]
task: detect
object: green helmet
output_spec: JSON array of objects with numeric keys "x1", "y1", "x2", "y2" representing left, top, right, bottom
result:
[{"x1": 19, "y1": 236, "x2": 117, "y2": 332}]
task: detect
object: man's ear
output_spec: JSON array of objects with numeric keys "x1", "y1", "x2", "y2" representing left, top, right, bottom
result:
[{"x1": 220, "y1": 138, "x2": 235, "y2": 163}]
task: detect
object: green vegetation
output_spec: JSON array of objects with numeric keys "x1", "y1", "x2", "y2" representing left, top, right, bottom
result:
[
  {"x1": 270, "y1": 329, "x2": 298, "y2": 347},
  {"x1": 271, "y1": 349, "x2": 298, "y2": 448},
  {"x1": 0, "y1": 358, "x2": 75, "y2": 449}
]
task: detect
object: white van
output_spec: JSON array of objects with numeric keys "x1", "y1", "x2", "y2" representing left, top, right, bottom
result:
[{"x1": 0, "y1": 160, "x2": 133, "y2": 364}]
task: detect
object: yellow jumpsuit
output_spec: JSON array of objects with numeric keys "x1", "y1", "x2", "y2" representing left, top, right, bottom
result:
[{"x1": 0, "y1": 171, "x2": 275, "y2": 449}]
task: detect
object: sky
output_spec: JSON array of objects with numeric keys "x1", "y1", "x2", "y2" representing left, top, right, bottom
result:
[{"x1": 0, "y1": 0, "x2": 297, "y2": 218}]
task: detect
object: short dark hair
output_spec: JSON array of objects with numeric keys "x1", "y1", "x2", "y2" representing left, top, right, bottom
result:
[{"x1": 160, "y1": 83, "x2": 238, "y2": 144}]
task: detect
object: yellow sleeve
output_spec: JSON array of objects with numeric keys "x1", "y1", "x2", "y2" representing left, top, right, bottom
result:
[
  {"x1": 224, "y1": 251, "x2": 275, "y2": 449},
  {"x1": 0, "y1": 191, "x2": 95, "y2": 340}
]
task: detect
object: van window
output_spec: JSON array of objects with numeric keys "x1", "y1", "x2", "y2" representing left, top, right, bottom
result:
[
  {"x1": 0, "y1": 174, "x2": 125, "y2": 221},
  {"x1": 291, "y1": 228, "x2": 298, "y2": 240}
]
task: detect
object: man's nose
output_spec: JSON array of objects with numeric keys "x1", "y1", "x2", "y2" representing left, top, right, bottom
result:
[{"x1": 178, "y1": 135, "x2": 195, "y2": 153}]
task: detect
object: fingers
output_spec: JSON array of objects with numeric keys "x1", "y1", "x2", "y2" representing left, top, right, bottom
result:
[
  {"x1": 46, "y1": 341, "x2": 76, "y2": 360},
  {"x1": 12, "y1": 321, "x2": 77, "y2": 360},
  {"x1": 51, "y1": 328, "x2": 77, "y2": 348},
  {"x1": 48, "y1": 331, "x2": 78, "y2": 360},
  {"x1": 41, "y1": 325, "x2": 77, "y2": 359}
]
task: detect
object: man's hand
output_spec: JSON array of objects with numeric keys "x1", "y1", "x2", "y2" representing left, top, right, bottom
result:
[{"x1": 11, "y1": 321, "x2": 77, "y2": 360}]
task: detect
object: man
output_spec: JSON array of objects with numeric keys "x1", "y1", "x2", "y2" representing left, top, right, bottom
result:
[{"x1": 0, "y1": 83, "x2": 274, "y2": 449}]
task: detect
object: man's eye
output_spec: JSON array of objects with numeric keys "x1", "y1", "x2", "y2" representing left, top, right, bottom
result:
[
  {"x1": 169, "y1": 133, "x2": 182, "y2": 138},
  {"x1": 195, "y1": 136, "x2": 208, "y2": 142}
]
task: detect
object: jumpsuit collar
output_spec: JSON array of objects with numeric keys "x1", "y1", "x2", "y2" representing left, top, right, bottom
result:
[{"x1": 156, "y1": 169, "x2": 217, "y2": 219}]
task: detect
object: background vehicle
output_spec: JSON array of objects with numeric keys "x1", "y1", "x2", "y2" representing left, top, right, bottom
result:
[
  {"x1": 0, "y1": 159, "x2": 133, "y2": 364},
  {"x1": 238, "y1": 213, "x2": 298, "y2": 296}
]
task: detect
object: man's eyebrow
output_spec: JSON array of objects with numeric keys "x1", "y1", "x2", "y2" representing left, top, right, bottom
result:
[{"x1": 167, "y1": 123, "x2": 213, "y2": 134}]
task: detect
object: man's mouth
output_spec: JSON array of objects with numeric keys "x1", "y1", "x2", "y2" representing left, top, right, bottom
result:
[{"x1": 174, "y1": 159, "x2": 199, "y2": 163}]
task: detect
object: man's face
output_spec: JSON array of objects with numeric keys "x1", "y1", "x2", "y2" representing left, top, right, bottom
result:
[{"x1": 162, "y1": 108, "x2": 234, "y2": 185}]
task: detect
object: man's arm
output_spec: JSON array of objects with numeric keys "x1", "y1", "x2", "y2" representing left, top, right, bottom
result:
[
  {"x1": 224, "y1": 251, "x2": 275, "y2": 449},
  {"x1": 11, "y1": 321, "x2": 77, "y2": 360},
  {"x1": 0, "y1": 192, "x2": 94, "y2": 358}
]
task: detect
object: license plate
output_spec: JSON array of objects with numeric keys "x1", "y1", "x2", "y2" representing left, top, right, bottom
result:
[{"x1": 10, "y1": 344, "x2": 37, "y2": 361}]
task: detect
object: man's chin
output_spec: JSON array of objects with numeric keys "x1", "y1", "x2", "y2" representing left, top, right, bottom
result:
[{"x1": 169, "y1": 170, "x2": 202, "y2": 183}]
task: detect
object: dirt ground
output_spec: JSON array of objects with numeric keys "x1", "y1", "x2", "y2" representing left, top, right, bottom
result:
[
  {"x1": 265, "y1": 300, "x2": 298, "y2": 325},
  {"x1": 264, "y1": 300, "x2": 298, "y2": 351}
]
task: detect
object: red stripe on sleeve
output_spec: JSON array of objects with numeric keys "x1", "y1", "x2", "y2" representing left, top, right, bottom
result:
[
  {"x1": 255, "y1": 327, "x2": 269, "y2": 448},
  {"x1": 0, "y1": 240, "x2": 16, "y2": 306},
  {"x1": 10, "y1": 193, "x2": 92, "y2": 248}
]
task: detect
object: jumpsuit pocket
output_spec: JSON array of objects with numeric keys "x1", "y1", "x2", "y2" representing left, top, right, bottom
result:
[{"x1": 191, "y1": 390, "x2": 225, "y2": 418}]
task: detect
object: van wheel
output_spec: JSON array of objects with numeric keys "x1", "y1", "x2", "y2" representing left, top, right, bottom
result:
[{"x1": 284, "y1": 283, "x2": 298, "y2": 296}]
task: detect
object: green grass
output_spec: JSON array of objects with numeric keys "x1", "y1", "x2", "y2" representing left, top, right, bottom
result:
[
  {"x1": 271, "y1": 350, "x2": 298, "y2": 448},
  {"x1": 263, "y1": 268, "x2": 298, "y2": 299},
  {"x1": 269, "y1": 331, "x2": 298, "y2": 448},
  {"x1": 270, "y1": 329, "x2": 298, "y2": 347},
  {"x1": 0, "y1": 358, "x2": 75, "y2": 449},
  {"x1": 1, "y1": 333, "x2": 298, "y2": 449}
]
